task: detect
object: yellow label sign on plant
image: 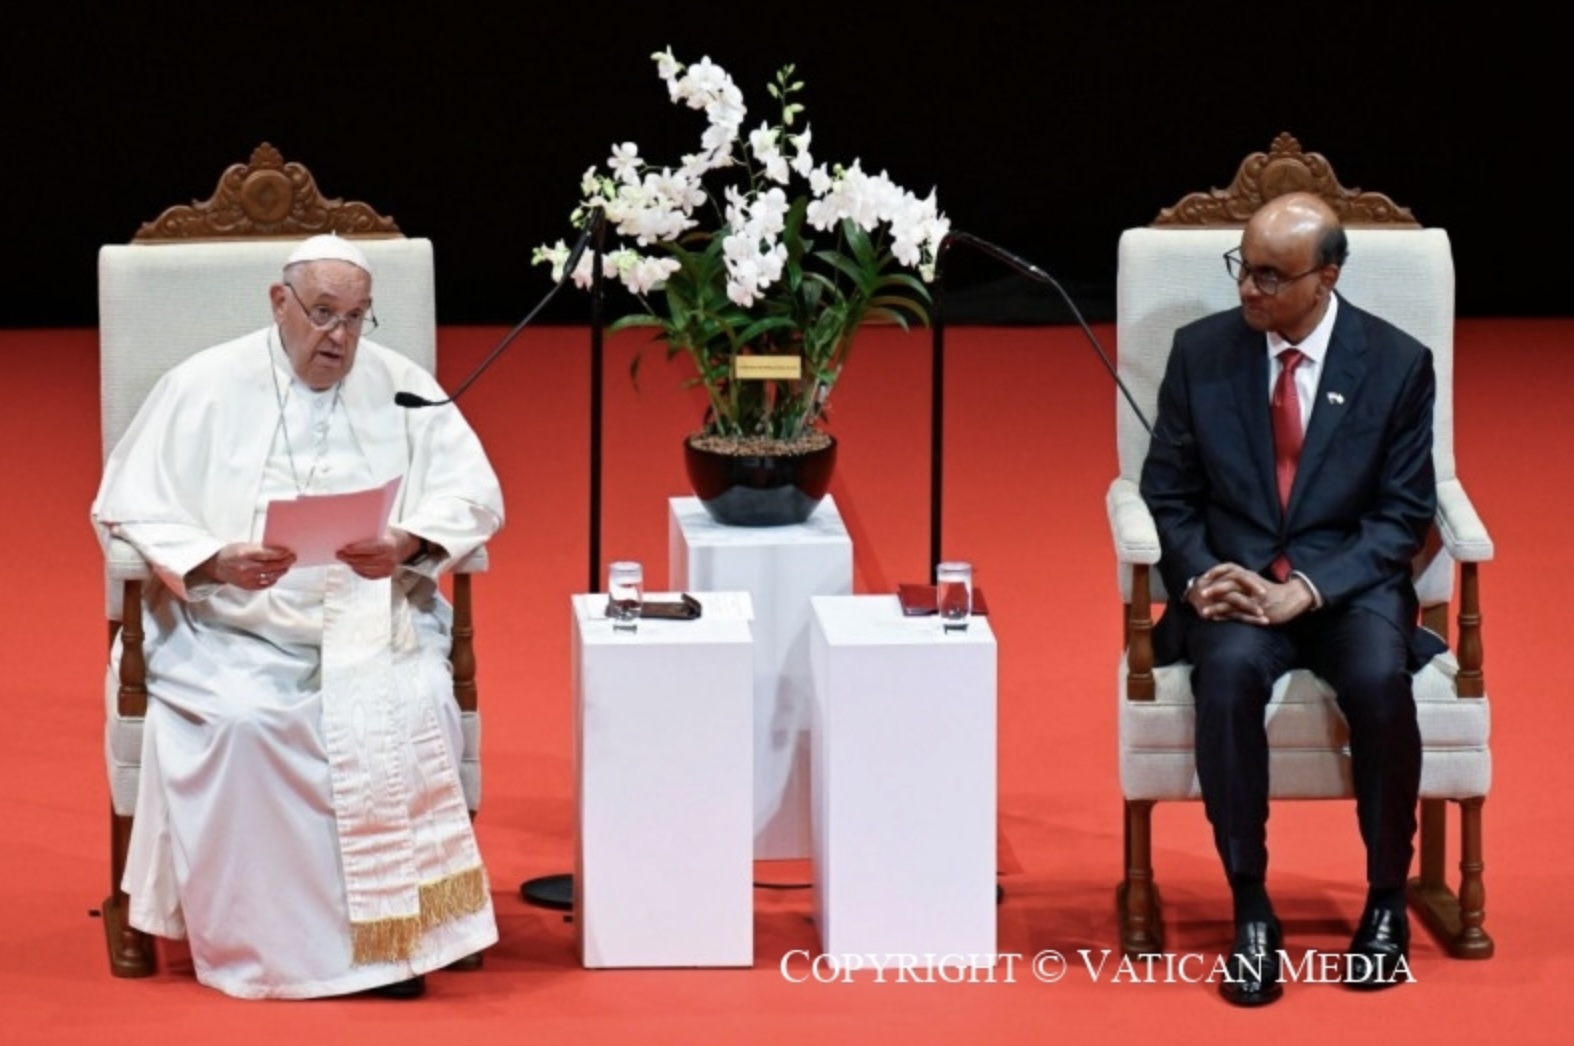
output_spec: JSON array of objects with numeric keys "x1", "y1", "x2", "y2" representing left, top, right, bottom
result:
[{"x1": 733, "y1": 355, "x2": 803, "y2": 381}]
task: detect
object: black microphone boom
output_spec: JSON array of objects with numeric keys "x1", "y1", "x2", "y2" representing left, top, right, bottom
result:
[
  {"x1": 927, "y1": 229, "x2": 1158, "y2": 578},
  {"x1": 942, "y1": 230, "x2": 1153, "y2": 436},
  {"x1": 395, "y1": 219, "x2": 599, "y2": 409}
]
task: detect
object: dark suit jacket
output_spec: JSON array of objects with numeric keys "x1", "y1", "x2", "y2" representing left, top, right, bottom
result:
[{"x1": 1140, "y1": 295, "x2": 1438, "y2": 658}]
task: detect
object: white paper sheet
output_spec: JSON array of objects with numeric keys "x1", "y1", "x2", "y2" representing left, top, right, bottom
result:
[{"x1": 261, "y1": 476, "x2": 402, "y2": 566}]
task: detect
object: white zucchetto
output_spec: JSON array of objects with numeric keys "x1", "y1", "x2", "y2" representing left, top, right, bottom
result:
[{"x1": 284, "y1": 233, "x2": 372, "y2": 275}]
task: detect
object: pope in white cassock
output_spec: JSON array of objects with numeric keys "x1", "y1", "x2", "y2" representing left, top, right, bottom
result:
[{"x1": 90, "y1": 235, "x2": 504, "y2": 999}]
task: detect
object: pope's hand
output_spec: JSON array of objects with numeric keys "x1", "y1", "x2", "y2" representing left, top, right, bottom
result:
[
  {"x1": 208, "y1": 543, "x2": 296, "y2": 590},
  {"x1": 337, "y1": 530, "x2": 417, "y2": 580}
]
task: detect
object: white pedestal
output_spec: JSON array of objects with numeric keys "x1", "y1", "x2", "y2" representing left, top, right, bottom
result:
[
  {"x1": 571, "y1": 593, "x2": 754, "y2": 968},
  {"x1": 809, "y1": 595, "x2": 998, "y2": 963},
  {"x1": 669, "y1": 495, "x2": 853, "y2": 860}
]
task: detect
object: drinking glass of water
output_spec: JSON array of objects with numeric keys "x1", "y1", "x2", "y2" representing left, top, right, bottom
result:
[
  {"x1": 936, "y1": 561, "x2": 973, "y2": 632},
  {"x1": 607, "y1": 561, "x2": 643, "y2": 632}
]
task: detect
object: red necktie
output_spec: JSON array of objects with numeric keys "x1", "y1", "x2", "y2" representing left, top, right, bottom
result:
[{"x1": 1270, "y1": 348, "x2": 1306, "y2": 581}]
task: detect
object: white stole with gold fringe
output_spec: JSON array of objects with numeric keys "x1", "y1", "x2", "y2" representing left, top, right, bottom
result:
[{"x1": 318, "y1": 567, "x2": 488, "y2": 966}]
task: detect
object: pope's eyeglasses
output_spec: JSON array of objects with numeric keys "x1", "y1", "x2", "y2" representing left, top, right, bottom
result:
[{"x1": 284, "y1": 282, "x2": 378, "y2": 334}]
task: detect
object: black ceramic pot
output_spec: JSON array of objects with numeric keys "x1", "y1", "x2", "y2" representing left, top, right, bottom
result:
[{"x1": 683, "y1": 434, "x2": 837, "y2": 526}]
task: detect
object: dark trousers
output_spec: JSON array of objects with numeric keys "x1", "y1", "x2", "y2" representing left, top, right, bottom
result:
[{"x1": 1177, "y1": 603, "x2": 1422, "y2": 889}]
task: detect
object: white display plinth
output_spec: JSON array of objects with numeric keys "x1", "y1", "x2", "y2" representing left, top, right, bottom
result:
[
  {"x1": 571, "y1": 593, "x2": 754, "y2": 968},
  {"x1": 669, "y1": 495, "x2": 853, "y2": 860},
  {"x1": 809, "y1": 595, "x2": 998, "y2": 963}
]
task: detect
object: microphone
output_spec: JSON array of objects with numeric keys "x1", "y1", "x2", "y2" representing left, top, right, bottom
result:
[
  {"x1": 395, "y1": 216, "x2": 600, "y2": 409},
  {"x1": 942, "y1": 230, "x2": 1154, "y2": 436}
]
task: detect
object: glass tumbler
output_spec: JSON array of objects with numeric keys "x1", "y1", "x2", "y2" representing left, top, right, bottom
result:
[
  {"x1": 936, "y1": 560, "x2": 973, "y2": 632},
  {"x1": 607, "y1": 560, "x2": 644, "y2": 632}
]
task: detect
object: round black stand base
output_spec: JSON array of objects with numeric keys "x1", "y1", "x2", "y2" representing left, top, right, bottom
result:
[{"x1": 520, "y1": 873, "x2": 574, "y2": 911}]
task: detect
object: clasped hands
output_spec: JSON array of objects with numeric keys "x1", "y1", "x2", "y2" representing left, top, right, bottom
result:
[
  {"x1": 204, "y1": 530, "x2": 422, "y2": 590},
  {"x1": 1186, "y1": 562, "x2": 1315, "y2": 626}
]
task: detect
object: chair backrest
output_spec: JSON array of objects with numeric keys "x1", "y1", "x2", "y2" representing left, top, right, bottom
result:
[
  {"x1": 97, "y1": 143, "x2": 437, "y2": 461},
  {"x1": 1114, "y1": 133, "x2": 1457, "y2": 603}
]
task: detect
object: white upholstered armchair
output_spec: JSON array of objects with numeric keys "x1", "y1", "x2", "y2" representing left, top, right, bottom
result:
[
  {"x1": 97, "y1": 144, "x2": 489, "y2": 977},
  {"x1": 1108, "y1": 135, "x2": 1493, "y2": 960}
]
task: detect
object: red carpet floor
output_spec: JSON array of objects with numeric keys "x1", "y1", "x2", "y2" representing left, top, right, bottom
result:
[{"x1": 2, "y1": 320, "x2": 1570, "y2": 1044}]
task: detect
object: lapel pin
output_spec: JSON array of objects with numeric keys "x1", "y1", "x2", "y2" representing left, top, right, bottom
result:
[{"x1": 1327, "y1": 391, "x2": 1345, "y2": 405}]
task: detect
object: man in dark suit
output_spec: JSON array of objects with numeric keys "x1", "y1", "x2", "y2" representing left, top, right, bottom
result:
[{"x1": 1140, "y1": 192, "x2": 1437, "y2": 1005}]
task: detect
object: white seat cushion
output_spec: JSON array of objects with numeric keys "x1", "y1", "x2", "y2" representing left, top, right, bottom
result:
[{"x1": 1119, "y1": 653, "x2": 1491, "y2": 801}]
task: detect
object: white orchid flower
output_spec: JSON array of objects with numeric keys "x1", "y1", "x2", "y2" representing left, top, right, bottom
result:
[
  {"x1": 652, "y1": 48, "x2": 681, "y2": 85},
  {"x1": 530, "y1": 239, "x2": 571, "y2": 282},
  {"x1": 609, "y1": 142, "x2": 642, "y2": 185},
  {"x1": 567, "y1": 248, "x2": 621, "y2": 290},
  {"x1": 621, "y1": 254, "x2": 682, "y2": 295},
  {"x1": 790, "y1": 126, "x2": 814, "y2": 177},
  {"x1": 748, "y1": 122, "x2": 778, "y2": 158},
  {"x1": 751, "y1": 187, "x2": 789, "y2": 238}
]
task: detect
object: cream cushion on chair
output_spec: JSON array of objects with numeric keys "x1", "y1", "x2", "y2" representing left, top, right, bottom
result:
[
  {"x1": 98, "y1": 237, "x2": 488, "y2": 817},
  {"x1": 1118, "y1": 656, "x2": 1492, "y2": 801}
]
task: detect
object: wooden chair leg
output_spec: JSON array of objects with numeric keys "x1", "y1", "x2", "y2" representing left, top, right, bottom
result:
[
  {"x1": 451, "y1": 572, "x2": 477, "y2": 719},
  {"x1": 105, "y1": 808, "x2": 155, "y2": 977},
  {"x1": 1416, "y1": 797, "x2": 1447, "y2": 891},
  {"x1": 106, "y1": 583, "x2": 156, "y2": 977},
  {"x1": 1117, "y1": 799, "x2": 1163, "y2": 955},
  {"x1": 1453, "y1": 797, "x2": 1492, "y2": 956},
  {"x1": 1408, "y1": 796, "x2": 1493, "y2": 958}
]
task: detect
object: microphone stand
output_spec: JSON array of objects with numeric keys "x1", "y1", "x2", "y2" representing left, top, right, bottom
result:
[
  {"x1": 929, "y1": 236, "x2": 954, "y2": 584},
  {"x1": 588, "y1": 212, "x2": 607, "y2": 594},
  {"x1": 929, "y1": 231, "x2": 1154, "y2": 575},
  {"x1": 395, "y1": 209, "x2": 607, "y2": 915},
  {"x1": 932, "y1": 232, "x2": 1154, "y2": 909},
  {"x1": 521, "y1": 212, "x2": 606, "y2": 914}
]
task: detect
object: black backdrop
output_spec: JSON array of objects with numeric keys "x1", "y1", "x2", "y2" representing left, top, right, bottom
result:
[{"x1": 3, "y1": 3, "x2": 1561, "y2": 328}]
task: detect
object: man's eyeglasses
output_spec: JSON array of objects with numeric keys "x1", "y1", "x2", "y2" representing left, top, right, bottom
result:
[
  {"x1": 1223, "y1": 248, "x2": 1322, "y2": 296},
  {"x1": 284, "y1": 282, "x2": 378, "y2": 334}
]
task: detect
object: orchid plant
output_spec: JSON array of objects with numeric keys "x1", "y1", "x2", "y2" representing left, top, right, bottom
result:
[{"x1": 533, "y1": 49, "x2": 949, "y2": 447}]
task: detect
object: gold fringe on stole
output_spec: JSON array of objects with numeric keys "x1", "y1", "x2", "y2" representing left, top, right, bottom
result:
[
  {"x1": 351, "y1": 914, "x2": 423, "y2": 967},
  {"x1": 349, "y1": 865, "x2": 489, "y2": 965},
  {"x1": 420, "y1": 865, "x2": 489, "y2": 929}
]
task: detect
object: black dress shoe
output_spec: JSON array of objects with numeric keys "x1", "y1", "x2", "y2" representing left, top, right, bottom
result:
[
  {"x1": 1219, "y1": 918, "x2": 1284, "y2": 1007},
  {"x1": 1345, "y1": 907, "x2": 1411, "y2": 990},
  {"x1": 370, "y1": 975, "x2": 426, "y2": 999}
]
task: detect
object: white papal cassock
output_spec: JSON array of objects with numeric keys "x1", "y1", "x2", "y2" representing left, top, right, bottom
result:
[{"x1": 91, "y1": 327, "x2": 503, "y2": 999}]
